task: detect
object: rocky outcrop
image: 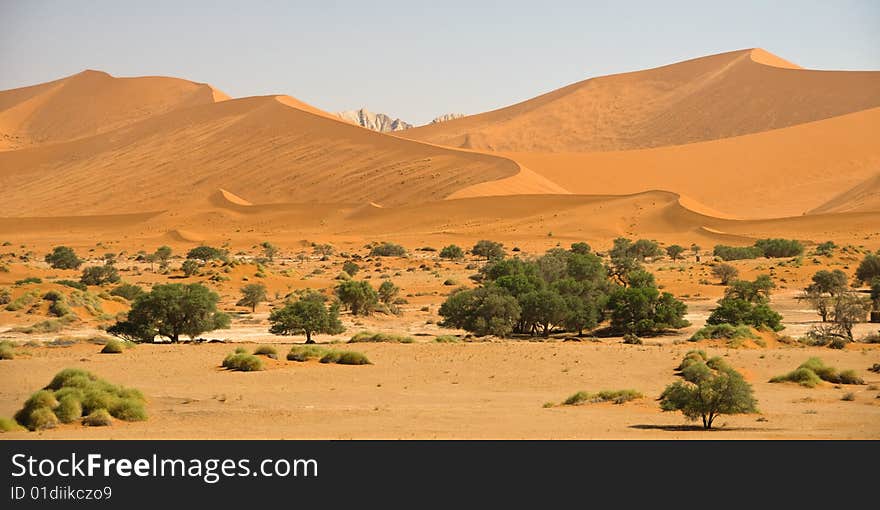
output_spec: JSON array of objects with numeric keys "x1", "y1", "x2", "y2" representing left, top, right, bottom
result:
[
  {"x1": 430, "y1": 113, "x2": 465, "y2": 124},
  {"x1": 336, "y1": 108, "x2": 412, "y2": 132}
]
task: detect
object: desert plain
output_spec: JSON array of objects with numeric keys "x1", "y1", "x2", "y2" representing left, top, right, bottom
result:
[{"x1": 1, "y1": 48, "x2": 879, "y2": 439}]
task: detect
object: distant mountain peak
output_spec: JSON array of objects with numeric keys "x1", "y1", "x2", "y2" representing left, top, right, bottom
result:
[
  {"x1": 336, "y1": 108, "x2": 412, "y2": 132},
  {"x1": 430, "y1": 113, "x2": 465, "y2": 124}
]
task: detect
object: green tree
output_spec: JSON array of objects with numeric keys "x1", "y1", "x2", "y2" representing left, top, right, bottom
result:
[
  {"x1": 724, "y1": 275, "x2": 775, "y2": 303},
  {"x1": 438, "y1": 286, "x2": 521, "y2": 337},
  {"x1": 808, "y1": 269, "x2": 848, "y2": 296},
  {"x1": 570, "y1": 242, "x2": 591, "y2": 255},
  {"x1": 268, "y1": 294, "x2": 344, "y2": 343},
  {"x1": 237, "y1": 283, "x2": 268, "y2": 312},
  {"x1": 519, "y1": 289, "x2": 568, "y2": 337},
  {"x1": 666, "y1": 245, "x2": 685, "y2": 261},
  {"x1": 155, "y1": 246, "x2": 172, "y2": 270},
  {"x1": 181, "y1": 259, "x2": 200, "y2": 277},
  {"x1": 607, "y1": 286, "x2": 688, "y2": 336},
  {"x1": 660, "y1": 358, "x2": 757, "y2": 429},
  {"x1": 378, "y1": 280, "x2": 400, "y2": 305},
  {"x1": 108, "y1": 283, "x2": 230, "y2": 343},
  {"x1": 471, "y1": 240, "x2": 505, "y2": 261},
  {"x1": 335, "y1": 280, "x2": 378, "y2": 316},
  {"x1": 80, "y1": 265, "x2": 120, "y2": 286},
  {"x1": 712, "y1": 263, "x2": 739, "y2": 285},
  {"x1": 814, "y1": 241, "x2": 836, "y2": 257},
  {"x1": 439, "y1": 244, "x2": 465, "y2": 260},
  {"x1": 45, "y1": 246, "x2": 82, "y2": 270},
  {"x1": 186, "y1": 245, "x2": 227, "y2": 262},
  {"x1": 831, "y1": 291, "x2": 871, "y2": 341},
  {"x1": 707, "y1": 298, "x2": 783, "y2": 331},
  {"x1": 855, "y1": 252, "x2": 880, "y2": 284},
  {"x1": 261, "y1": 242, "x2": 279, "y2": 262}
]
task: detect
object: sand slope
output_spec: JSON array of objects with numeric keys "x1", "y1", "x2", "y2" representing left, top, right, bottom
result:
[
  {"x1": 505, "y1": 107, "x2": 880, "y2": 218},
  {"x1": 400, "y1": 49, "x2": 880, "y2": 152},
  {"x1": 0, "y1": 94, "x2": 521, "y2": 215},
  {"x1": 0, "y1": 70, "x2": 229, "y2": 151}
]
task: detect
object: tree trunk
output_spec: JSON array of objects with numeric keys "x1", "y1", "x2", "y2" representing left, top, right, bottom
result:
[
  {"x1": 305, "y1": 330, "x2": 314, "y2": 344},
  {"x1": 252, "y1": 303, "x2": 256, "y2": 313},
  {"x1": 171, "y1": 333, "x2": 179, "y2": 343}
]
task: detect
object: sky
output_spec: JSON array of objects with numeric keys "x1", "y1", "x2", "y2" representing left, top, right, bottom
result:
[{"x1": 1, "y1": 0, "x2": 878, "y2": 125}]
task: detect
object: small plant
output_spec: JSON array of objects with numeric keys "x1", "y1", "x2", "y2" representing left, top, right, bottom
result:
[
  {"x1": 100, "y1": 339, "x2": 126, "y2": 354},
  {"x1": 563, "y1": 390, "x2": 643, "y2": 405},
  {"x1": 349, "y1": 331, "x2": 414, "y2": 343},
  {"x1": 0, "y1": 417, "x2": 25, "y2": 432},
  {"x1": 253, "y1": 345, "x2": 278, "y2": 359},
  {"x1": 83, "y1": 409, "x2": 113, "y2": 427},
  {"x1": 287, "y1": 345, "x2": 328, "y2": 361},
  {"x1": 222, "y1": 351, "x2": 263, "y2": 371},
  {"x1": 622, "y1": 333, "x2": 642, "y2": 345},
  {"x1": 319, "y1": 350, "x2": 371, "y2": 365},
  {"x1": 369, "y1": 243, "x2": 406, "y2": 257},
  {"x1": 770, "y1": 358, "x2": 864, "y2": 387},
  {"x1": 434, "y1": 335, "x2": 462, "y2": 343},
  {"x1": 841, "y1": 392, "x2": 855, "y2": 401},
  {"x1": 0, "y1": 341, "x2": 14, "y2": 360}
]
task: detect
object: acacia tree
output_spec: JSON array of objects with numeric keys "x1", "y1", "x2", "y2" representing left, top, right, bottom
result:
[
  {"x1": 335, "y1": 280, "x2": 378, "y2": 316},
  {"x1": 660, "y1": 356, "x2": 758, "y2": 429},
  {"x1": 45, "y1": 246, "x2": 82, "y2": 270},
  {"x1": 832, "y1": 291, "x2": 871, "y2": 341},
  {"x1": 666, "y1": 245, "x2": 685, "y2": 261},
  {"x1": 856, "y1": 252, "x2": 880, "y2": 284},
  {"x1": 261, "y1": 242, "x2": 279, "y2": 262},
  {"x1": 712, "y1": 264, "x2": 739, "y2": 285},
  {"x1": 108, "y1": 283, "x2": 230, "y2": 343},
  {"x1": 155, "y1": 246, "x2": 172, "y2": 271},
  {"x1": 471, "y1": 240, "x2": 504, "y2": 261},
  {"x1": 268, "y1": 294, "x2": 344, "y2": 343},
  {"x1": 237, "y1": 283, "x2": 268, "y2": 312}
]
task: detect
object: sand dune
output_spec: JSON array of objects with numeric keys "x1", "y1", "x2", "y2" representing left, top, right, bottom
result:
[
  {"x1": 400, "y1": 49, "x2": 880, "y2": 152},
  {"x1": 506, "y1": 107, "x2": 880, "y2": 218},
  {"x1": 0, "y1": 95, "x2": 519, "y2": 215},
  {"x1": 0, "y1": 70, "x2": 228, "y2": 151}
]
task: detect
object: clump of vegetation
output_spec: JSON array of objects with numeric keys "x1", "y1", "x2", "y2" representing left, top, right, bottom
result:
[
  {"x1": 770, "y1": 358, "x2": 865, "y2": 387},
  {"x1": 100, "y1": 339, "x2": 127, "y2": 354},
  {"x1": 221, "y1": 351, "x2": 263, "y2": 371},
  {"x1": 0, "y1": 340, "x2": 15, "y2": 360},
  {"x1": 237, "y1": 283, "x2": 267, "y2": 312},
  {"x1": 56, "y1": 280, "x2": 88, "y2": 291},
  {"x1": 109, "y1": 283, "x2": 144, "y2": 301},
  {"x1": 714, "y1": 239, "x2": 804, "y2": 261},
  {"x1": 706, "y1": 275, "x2": 783, "y2": 331},
  {"x1": 181, "y1": 259, "x2": 200, "y2": 277},
  {"x1": 186, "y1": 245, "x2": 228, "y2": 262},
  {"x1": 342, "y1": 260, "x2": 360, "y2": 276},
  {"x1": 471, "y1": 240, "x2": 505, "y2": 260},
  {"x1": 0, "y1": 287, "x2": 10, "y2": 305},
  {"x1": 711, "y1": 263, "x2": 739, "y2": 285},
  {"x1": 440, "y1": 245, "x2": 465, "y2": 260},
  {"x1": 11, "y1": 315, "x2": 77, "y2": 334},
  {"x1": 319, "y1": 350, "x2": 371, "y2": 365},
  {"x1": 287, "y1": 344, "x2": 328, "y2": 361},
  {"x1": 82, "y1": 409, "x2": 113, "y2": 427},
  {"x1": 45, "y1": 246, "x2": 83, "y2": 270},
  {"x1": 43, "y1": 290, "x2": 72, "y2": 317},
  {"x1": 349, "y1": 331, "x2": 414, "y2": 343},
  {"x1": 622, "y1": 333, "x2": 642, "y2": 345},
  {"x1": 80, "y1": 265, "x2": 120, "y2": 286},
  {"x1": 253, "y1": 345, "x2": 278, "y2": 359},
  {"x1": 434, "y1": 335, "x2": 462, "y2": 343},
  {"x1": 269, "y1": 291, "x2": 345, "y2": 343},
  {"x1": 369, "y1": 243, "x2": 406, "y2": 257},
  {"x1": 660, "y1": 353, "x2": 757, "y2": 429},
  {"x1": 108, "y1": 283, "x2": 230, "y2": 343},
  {"x1": 0, "y1": 417, "x2": 25, "y2": 432},
  {"x1": 690, "y1": 324, "x2": 759, "y2": 342},
  {"x1": 563, "y1": 389, "x2": 643, "y2": 405},
  {"x1": 335, "y1": 280, "x2": 379, "y2": 316},
  {"x1": 12, "y1": 368, "x2": 146, "y2": 430},
  {"x1": 15, "y1": 277, "x2": 43, "y2": 286}
]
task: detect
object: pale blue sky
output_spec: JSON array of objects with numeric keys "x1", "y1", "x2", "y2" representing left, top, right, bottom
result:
[{"x1": 1, "y1": 0, "x2": 878, "y2": 124}]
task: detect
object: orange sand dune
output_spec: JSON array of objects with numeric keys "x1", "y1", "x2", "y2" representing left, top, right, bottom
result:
[
  {"x1": 0, "y1": 95, "x2": 519, "y2": 215},
  {"x1": 0, "y1": 70, "x2": 228, "y2": 151},
  {"x1": 400, "y1": 49, "x2": 880, "y2": 152},
  {"x1": 505, "y1": 107, "x2": 880, "y2": 219}
]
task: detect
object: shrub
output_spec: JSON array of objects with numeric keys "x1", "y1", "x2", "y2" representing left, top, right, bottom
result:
[
  {"x1": 110, "y1": 283, "x2": 144, "y2": 301},
  {"x1": 440, "y1": 245, "x2": 465, "y2": 260},
  {"x1": 623, "y1": 333, "x2": 643, "y2": 345},
  {"x1": 287, "y1": 345, "x2": 328, "y2": 361},
  {"x1": 471, "y1": 240, "x2": 505, "y2": 260},
  {"x1": 342, "y1": 260, "x2": 360, "y2": 276},
  {"x1": 434, "y1": 335, "x2": 462, "y2": 343},
  {"x1": 55, "y1": 279, "x2": 87, "y2": 291},
  {"x1": 80, "y1": 265, "x2": 120, "y2": 286},
  {"x1": 666, "y1": 245, "x2": 685, "y2": 260},
  {"x1": 607, "y1": 286, "x2": 689, "y2": 336},
  {"x1": 563, "y1": 389, "x2": 643, "y2": 405},
  {"x1": 45, "y1": 246, "x2": 83, "y2": 269},
  {"x1": 221, "y1": 352, "x2": 263, "y2": 371},
  {"x1": 838, "y1": 370, "x2": 864, "y2": 385},
  {"x1": 770, "y1": 358, "x2": 864, "y2": 387},
  {"x1": 335, "y1": 280, "x2": 379, "y2": 316},
  {"x1": 349, "y1": 331, "x2": 414, "y2": 343},
  {"x1": 186, "y1": 245, "x2": 227, "y2": 262},
  {"x1": 83, "y1": 409, "x2": 113, "y2": 427},
  {"x1": 100, "y1": 339, "x2": 126, "y2": 354},
  {"x1": 707, "y1": 298, "x2": 783, "y2": 332},
  {"x1": 841, "y1": 392, "x2": 856, "y2": 401},
  {"x1": 269, "y1": 293, "x2": 345, "y2": 343},
  {"x1": 11, "y1": 315, "x2": 77, "y2": 334},
  {"x1": 253, "y1": 345, "x2": 278, "y2": 359},
  {"x1": 319, "y1": 350, "x2": 371, "y2": 365},
  {"x1": 237, "y1": 283, "x2": 267, "y2": 312},
  {"x1": 855, "y1": 253, "x2": 880, "y2": 283},
  {"x1": 690, "y1": 324, "x2": 758, "y2": 341},
  {"x1": 570, "y1": 242, "x2": 592, "y2": 255},
  {"x1": 181, "y1": 259, "x2": 200, "y2": 277},
  {"x1": 713, "y1": 245, "x2": 762, "y2": 261},
  {"x1": 439, "y1": 286, "x2": 521, "y2": 337},
  {"x1": 754, "y1": 238, "x2": 804, "y2": 258},
  {"x1": 369, "y1": 243, "x2": 406, "y2": 257},
  {"x1": 0, "y1": 342, "x2": 14, "y2": 360},
  {"x1": 770, "y1": 367, "x2": 823, "y2": 388},
  {"x1": 0, "y1": 417, "x2": 24, "y2": 432},
  {"x1": 677, "y1": 350, "x2": 707, "y2": 371},
  {"x1": 15, "y1": 277, "x2": 43, "y2": 285},
  {"x1": 55, "y1": 396, "x2": 83, "y2": 423},
  {"x1": 0, "y1": 287, "x2": 10, "y2": 305}
]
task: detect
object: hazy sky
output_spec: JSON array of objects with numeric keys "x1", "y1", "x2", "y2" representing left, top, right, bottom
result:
[{"x1": 1, "y1": 0, "x2": 878, "y2": 124}]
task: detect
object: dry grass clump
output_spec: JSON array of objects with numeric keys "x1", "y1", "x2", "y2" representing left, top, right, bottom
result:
[
  {"x1": 287, "y1": 345, "x2": 328, "y2": 361},
  {"x1": 319, "y1": 350, "x2": 372, "y2": 365},
  {"x1": 770, "y1": 358, "x2": 865, "y2": 387},
  {"x1": 12, "y1": 368, "x2": 146, "y2": 430},
  {"x1": 349, "y1": 331, "x2": 414, "y2": 343},
  {"x1": 0, "y1": 340, "x2": 15, "y2": 360},
  {"x1": 253, "y1": 345, "x2": 278, "y2": 359},
  {"x1": 563, "y1": 389, "x2": 643, "y2": 406},
  {"x1": 100, "y1": 339, "x2": 126, "y2": 354},
  {"x1": 221, "y1": 350, "x2": 263, "y2": 371}
]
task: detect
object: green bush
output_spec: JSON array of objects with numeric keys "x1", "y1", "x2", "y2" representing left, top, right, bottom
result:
[
  {"x1": 55, "y1": 396, "x2": 83, "y2": 423},
  {"x1": 222, "y1": 352, "x2": 263, "y2": 371},
  {"x1": 690, "y1": 324, "x2": 758, "y2": 341},
  {"x1": 15, "y1": 277, "x2": 43, "y2": 286},
  {"x1": 253, "y1": 345, "x2": 278, "y2": 359},
  {"x1": 0, "y1": 417, "x2": 25, "y2": 432},
  {"x1": 0, "y1": 287, "x2": 10, "y2": 305},
  {"x1": 0, "y1": 341, "x2": 14, "y2": 360},
  {"x1": 287, "y1": 345, "x2": 328, "y2": 361},
  {"x1": 563, "y1": 389, "x2": 642, "y2": 405},
  {"x1": 186, "y1": 245, "x2": 228, "y2": 262},
  {"x1": 713, "y1": 245, "x2": 763, "y2": 261},
  {"x1": 434, "y1": 335, "x2": 462, "y2": 343},
  {"x1": 319, "y1": 350, "x2": 371, "y2": 365},
  {"x1": 83, "y1": 409, "x2": 113, "y2": 427},
  {"x1": 11, "y1": 315, "x2": 77, "y2": 334},
  {"x1": 369, "y1": 243, "x2": 406, "y2": 257},
  {"x1": 838, "y1": 369, "x2": 865, "y2": 385},
  {"x1": 770, "y1": 358, "x2": 864, "y2": 387},
  {"x1": 349, "y1": 331, "x2": 414, "y2": 343},
  {"x1": 100, "y1": 339, "x2": 126, "y2": 354},
  {"x1": 439, "y1": 245, "x2": 465, "y2": 260},
  {"x1": 110, "y1": 283, "x2": 145, "y2": 301},
  {"x1": 80, "y1": 265, "x2": 120, "y2": 286},
  {"x1": 56, "y1": 280, "x2": 88, "y2": 291},
  {"x1": 770, "y1": 367, "x2": 822, "y2": 387},
  {"x1": 45, "y1": 246, "x2": 83, "y2": 269},
  {"x1": 623, "y1": 333, "x2": 643, "y2": 345},
  {"x1": 754, "y1": 239, "x2": 804, "y2": 258}
]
